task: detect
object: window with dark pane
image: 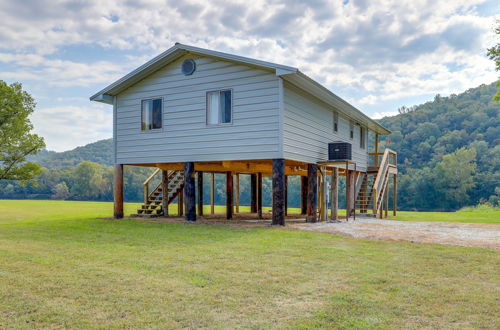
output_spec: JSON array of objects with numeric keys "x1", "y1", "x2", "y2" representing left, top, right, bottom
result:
[
  {"x1": 141, "y1": 99, "x2": 162, "y2": 130},
  {"x1": 350, "y1": 121, "x2": 354, "y2": 139},
  {"x1": 206, "y1": 89, "x2": 232, "y2": 125},
  {"x1": 220, "y1": 90, "x2": 232, "y2": 123},
  {"x1": 152, "y1": 99, "x2": 162, "y2": 129},
  {"x1": 333, "y1": 112, "x2": 338, "y2": 132}
]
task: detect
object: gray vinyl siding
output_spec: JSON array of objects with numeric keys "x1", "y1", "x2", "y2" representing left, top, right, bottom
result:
[
  {"x1": 115, "y1": 55, "x2": 281, "y2": 164},
  {"x1": 282, "y1": 81, "x2": 368, "y2": 171}
]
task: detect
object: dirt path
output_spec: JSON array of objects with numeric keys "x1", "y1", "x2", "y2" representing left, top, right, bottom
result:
[{"x1": 291, "y1": 218, "x2": 500, "y2": 250}]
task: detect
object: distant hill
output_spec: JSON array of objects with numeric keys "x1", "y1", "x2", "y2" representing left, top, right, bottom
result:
[
  {"x1": 377, "y1": 82, "x2": 499, "y2": 210},
  {"x1": 30, "y1": 139, "x2": 114, "y2": 168}
]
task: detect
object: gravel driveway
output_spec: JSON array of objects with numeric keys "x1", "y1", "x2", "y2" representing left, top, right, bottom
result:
[{"x1": 291, "y1": 218, "x2": 500, "y2": 250}]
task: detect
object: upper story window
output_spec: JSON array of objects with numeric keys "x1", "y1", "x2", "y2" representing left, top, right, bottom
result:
[
  {"x1": 333, "y1": 112, "x2": 338, "y2": 133},
  {"x1": 141, "y1": 99, "x2": 162, "y2": 130},
  {"x1": 360, "y1": 126, "x2": 366, "y2": 149},
  {"x1": 207, "y1": 90, "x2": 232, "y2": 125},
  {"x1": 349, "y1": 121, "x2": 354, "y2": 139}
]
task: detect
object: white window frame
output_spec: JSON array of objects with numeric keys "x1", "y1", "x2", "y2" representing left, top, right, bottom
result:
[
  {"x1": 206, "y1": 89, "x2": 233, "y2": 126},
  {"x1": 141, "y1": 97, "x2": 163, "y2": 131},
  {"x1": 349, "y1": 121, "x2": 354, "y2": 140}
]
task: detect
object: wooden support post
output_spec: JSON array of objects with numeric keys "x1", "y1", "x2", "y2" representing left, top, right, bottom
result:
[
  {"x1": 257, "y1": 172, "x2": 263, "y2": 219},
  {"x1": 320, "y1": 170, "x2": 328, "y2": 222},
  {"x1": 346, "y1": 170, "x2": 355, "y2": 220},
  {"x1": 210, "y1": 172, "x2": 215, "y2": 215},
  {"x1": 235, "y1": 174, "x2": 240, "y2": 213},
  {"x1": 250, "y1": 174, "x2": 257, "y2": 213},
  {"x1": 284, "y1": 175, "x2": 288, "y2": 216},
  {"x1": 331, "y1": 167, "x2": 338, "y2": 221},
  {"x1": 318, "y1": 171, "x2": 324, "y2": 221},
  {"x1": 178, "y1": 188, "x2": 183, "y2": 216},
  {"x1": 113, "y1": 164, "x2": 124, "y2": 219},
  {"x1": 374, "y1": 133, "x2": 379, "y2": 166},
  {"x1": 346, "y1": 170, "x2": 350, "y2": 220},
  {"x1": 197, "y1": 171, "x2": 203, "y2": 216},
  {"x1": 184, "y1": 162, "x2": 196, "y2": 221},
  {"x1": 300, "y1": 176, "x2": 308, "y2": 215},
  {"x1": 226, "y1": 171, "x2": 233, "y2": 220},
  {"x1": 379, "y1": 193, "x2": 383, "y2": 219},
  {"x1": 384, "y1": 185, "x2": 389, "y2": 218},
  {"x1": 272, "y1": 159, "x2": 285, "y2": 226},
  {"x1": 393, "y1": 174, "x2": 397, "y2": 216},
  {"x1": 306, "y1": 164, "x2": 318, "y2": 222},
  {"x1": 162, "y1": 170, "x2": 169, "y2": 216}
]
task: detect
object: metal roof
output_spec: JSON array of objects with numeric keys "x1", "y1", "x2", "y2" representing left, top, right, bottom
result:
[{"x1": 90, "y1": 43, "x2": 390, "y2": 135}]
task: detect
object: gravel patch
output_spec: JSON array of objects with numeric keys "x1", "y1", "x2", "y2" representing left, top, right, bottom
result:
[{"x1": 291, "y1": 218, "x2": 500, "y2": 250}]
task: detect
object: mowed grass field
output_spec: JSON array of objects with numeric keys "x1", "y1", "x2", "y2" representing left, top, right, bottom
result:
[{"x1": 0, "y1": 200, "x2": 499, "y2": 328}]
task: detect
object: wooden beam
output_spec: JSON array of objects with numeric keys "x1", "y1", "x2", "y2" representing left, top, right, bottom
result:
[
  {"x1": 331, "y1": 167, "x2": 338, "y2": 221},
  {"x1": 178, "y1": 187, "x2": 183, "y2": 216},
  {"x1": 384, "y1": 184, "x2": 389, "y2": 218},
  {"x1": 300, "y1": 176, "x2": 308, "y2": 215},
  {"x1": 113, "y1": 164, "x2": 124, "y2": 219},
  {"x1": 155, "y1": 161, "x2": 307, "y2": 176},
  {"x1": 272, "y1": 159, "x2": 285, "y2": 226},
  {"x1": 226, "y1": 172, "x2": 233, "y2": 220},
  {"x1": 184, "y1": 162, "x2": 196, "y2": 221},
  {"x1": 306, "y1": 164, "x2": 318, "y2": 222},
  {"x1": 393, "y1": 174, "x2": 397, "y2": 216},
  {"x1": 210, "y1": 172, "x2": 215, "y2": 215},
  {"x1": 346, "y1": 170, "x2": 355, "y2": 220},
  {"x1": 257, "y1": 172, "x2": 263, "y2": 219},
  {"x1": 235, "y1": 174, "x2": 240, "y2": 213},
  {"x1": 162, "y1": 170, "x2": 169, "y2": 216},
  {"x1": 197, "y1": 171, "x2": 203, "y2": 216},
  {"x1": 284, "y1": 175, "x2": 288, "y2": 216},
  {"x1": 250, "y1": 174, "x2": 257, "y2": 213}
]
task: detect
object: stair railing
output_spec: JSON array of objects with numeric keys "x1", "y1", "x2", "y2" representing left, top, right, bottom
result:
[
  {"x1": 372, "y1": 148, "x2": 397, "y2": 216},
  {"x1": 143, "y1": 168, "x2": 161, "y2": 203}
]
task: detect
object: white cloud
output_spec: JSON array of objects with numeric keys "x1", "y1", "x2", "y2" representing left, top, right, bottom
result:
[
  {"x1": 0, "y1": 0, "x2": 498, "y2": 150},
  {"x1": 31, "y1": 105, "x2": 112, "y2": 152},
  {"x1": 372, "y1": 111, "x2": 399, "y2": 120}
]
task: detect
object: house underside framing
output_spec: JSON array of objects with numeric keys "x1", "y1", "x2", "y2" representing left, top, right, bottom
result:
[{"x1": 113, "y1": 147, "x2": 397, "y2": 226}]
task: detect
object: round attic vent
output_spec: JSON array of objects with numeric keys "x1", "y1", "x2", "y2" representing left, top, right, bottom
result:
[{"x1": 181, "y1": 58, "x2": 196, "y2": 75}]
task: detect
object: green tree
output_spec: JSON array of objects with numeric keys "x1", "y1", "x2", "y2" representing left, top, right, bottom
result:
[
  {"x1": 487, "y1": 23, "x2": 500, "y2": 101},
  {"x1": 0, "y1": 81, "x2": 45, "y2": 181},
  {"x1": 434, "y1": 148, "x2": 476, "y2": 210},
  {"x1": 52, "y1": 182, "x2": 70, "y2": 200},
  {"x1": 70, "y1": 161, "x2": 107, "y2": 200}
]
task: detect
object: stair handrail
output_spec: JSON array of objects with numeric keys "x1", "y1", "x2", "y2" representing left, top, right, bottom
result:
[
  {"x1": 372, "y1": 148, "x2": 397, "y2": 215},
  {"x1": 143, "y1": 168, "x2": 161, "y2": 203}
]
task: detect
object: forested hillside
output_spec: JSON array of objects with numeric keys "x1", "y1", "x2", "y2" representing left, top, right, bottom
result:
[
  {"x1": 1, "y1": 82, "x2": 498, "y2": 210},
  {"x1": 378, "y1": 82, "x2": 499, "y2": 210}
]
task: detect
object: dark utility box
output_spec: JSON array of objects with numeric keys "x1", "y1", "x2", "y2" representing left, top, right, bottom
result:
[{"x1": 328, "y1": 142, "x2": 352, "y2": 160}]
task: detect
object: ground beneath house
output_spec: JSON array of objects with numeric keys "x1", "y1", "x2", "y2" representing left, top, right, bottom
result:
[{"x1": 129, "y1": 213, "x2": 500, "y2": 250}]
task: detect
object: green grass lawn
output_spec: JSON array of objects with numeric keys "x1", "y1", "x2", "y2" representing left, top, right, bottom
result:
[
  {"x1": 387, "y1": 205, "x2": 500, "y2": 224},
  {"x1": 0, "y1": 200, "x2": 499, "y2": 328}
]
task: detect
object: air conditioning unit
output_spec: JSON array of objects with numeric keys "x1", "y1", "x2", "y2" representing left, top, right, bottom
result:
[{"x1": 328, "y1": 142, "x2": 352, "y2": 161}]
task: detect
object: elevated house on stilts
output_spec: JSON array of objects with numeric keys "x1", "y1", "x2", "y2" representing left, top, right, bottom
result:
[{"x1": 90, "y1": 43, "x2": 397, "y2": 225}]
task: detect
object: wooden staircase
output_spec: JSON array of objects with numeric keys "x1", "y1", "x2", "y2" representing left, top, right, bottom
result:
[
  {"x1": 354, "y1": 173, "x2": 376, "y2": 216},
  {"x1": 136, "y1": 169, "x2": 184, "y2": 216},
  {"x1": 353, "y1": 148, "x2": 397, "y2": 218}
]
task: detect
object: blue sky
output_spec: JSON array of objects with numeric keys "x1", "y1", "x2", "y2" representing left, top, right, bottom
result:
[{"x1": 0, "y1": 0, "x2": 498, "y2": 151}]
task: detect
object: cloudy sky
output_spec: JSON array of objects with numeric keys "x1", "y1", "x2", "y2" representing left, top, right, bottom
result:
[{"x1": 1, "y1": 0, "x2": 498, "y2": 151}]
